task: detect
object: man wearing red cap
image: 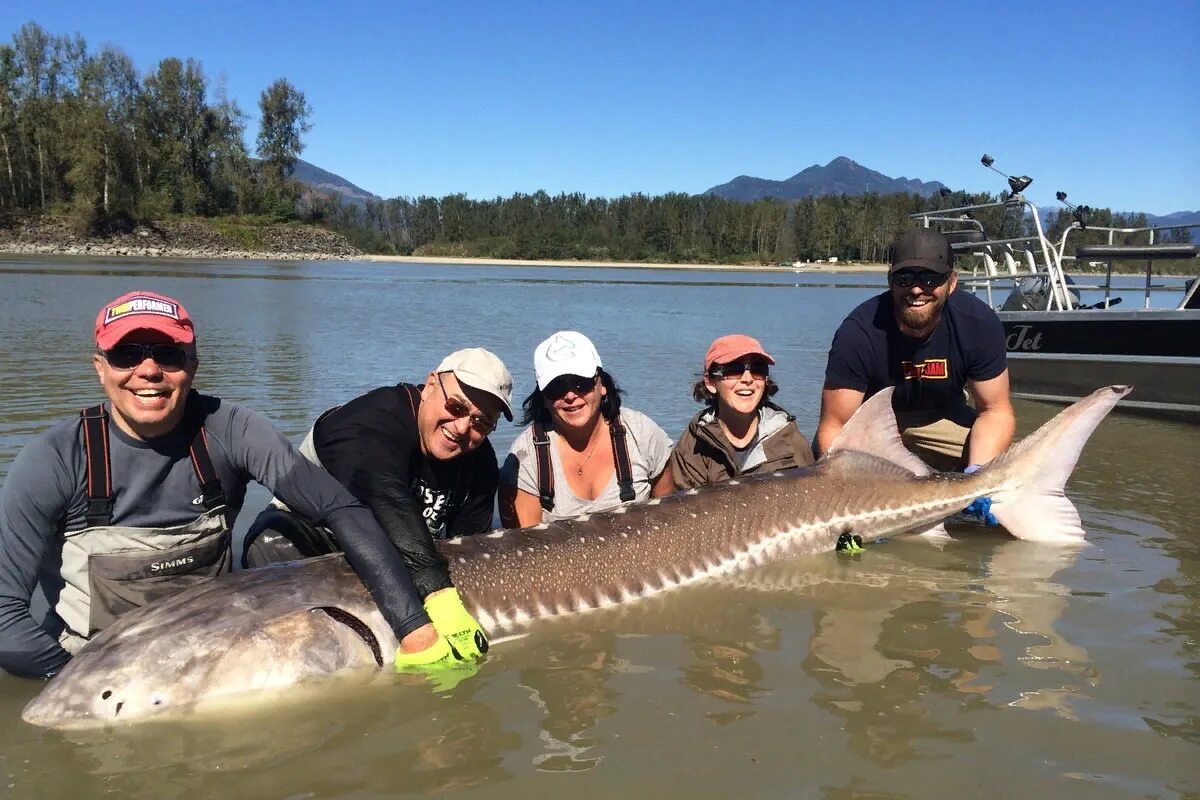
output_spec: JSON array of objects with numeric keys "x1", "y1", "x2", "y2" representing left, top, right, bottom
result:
[
  {"x1": 815, "y1": 230, "x2": 1015, "y2": 501},
  {"x1": 0, "y1": 290, "x2": 475, "y2": 680},
  {"x1": 670, "y1": 334, "x2": 814, "y2": 488}
]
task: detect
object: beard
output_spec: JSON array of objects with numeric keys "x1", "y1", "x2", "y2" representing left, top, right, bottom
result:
[{"x1": 895, "y1": 292, "x2": 948, "y2": 335}]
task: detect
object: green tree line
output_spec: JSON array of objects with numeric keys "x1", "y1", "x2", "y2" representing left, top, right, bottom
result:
[
  {"x1": 315, "y1": 188, "x2": 1039, "y2": 263},
  {"x1": 3, "y1": 22, "x2": 1187, "y2": 266},
  {"x1": 0, "y1": 22, "x2": 310, "y2": 230}
]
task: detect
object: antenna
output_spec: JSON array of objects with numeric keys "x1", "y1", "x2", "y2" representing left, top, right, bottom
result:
[
  {"x1": 980, "y1": 154, "x2": 1033, "y2": 195},
  {"x1": 1055, "y1": 190, "x2": 1091, "y2": 230}
]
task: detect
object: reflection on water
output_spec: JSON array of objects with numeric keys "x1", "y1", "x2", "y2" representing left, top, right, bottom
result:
[{"x1": 1, "y1": 256, "x2": 1197, "y2": 798}]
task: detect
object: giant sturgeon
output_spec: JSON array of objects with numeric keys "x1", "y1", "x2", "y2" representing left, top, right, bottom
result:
[{"x1": 21, "y1": 385, "x2": 1130, "y2": 728}]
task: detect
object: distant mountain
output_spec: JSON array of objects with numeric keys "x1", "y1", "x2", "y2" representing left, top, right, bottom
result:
[
  {"x1": 704, "y1": 156, "x2": 948, "y2": 202},
  {"x1": 291, "y1": 159, "x2": 379, "y2": 207},
  {"x1": 1036, "y1": 208, "x2": 1198, "y2": 242},
  {"x1": 1145, "y1": 210, "x2": 1200, "y2": 230}
]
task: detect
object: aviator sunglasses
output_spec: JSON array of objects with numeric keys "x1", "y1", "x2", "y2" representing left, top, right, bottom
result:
[
  {"x1": 102, "y1": 343, "x2": 190, "y2": 371},
  {"x1": 435, "y1": 372, "x2": 498, "y2": 436},
  {"x1": 708, "y1": 359, "x2": 770, "y2": 380},
  {"x1": 890, "y1": 270, "x2": 950, "y2": 290},
  {"x1": 543, "y1": 373, "x2": 598, "y2": 400}
]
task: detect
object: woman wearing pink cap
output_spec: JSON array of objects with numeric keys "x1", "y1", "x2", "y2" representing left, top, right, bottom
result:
[
  {"x1": 669, "y1": 334, "x2": 814, "y2": 489},
  {"x1": 499, "y1": 331, "x2": 675, "y2": 527}
]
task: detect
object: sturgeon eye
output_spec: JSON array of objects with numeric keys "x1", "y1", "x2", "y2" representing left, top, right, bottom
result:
[{"x1": 101, "y1": 690, "x2": 112, "y2": 700}]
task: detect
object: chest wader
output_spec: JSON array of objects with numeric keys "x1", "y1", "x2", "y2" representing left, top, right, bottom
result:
[
  {"x1": 57, "y1": 405, "x2": 232, "y2": 652},
  {"x1": 532, "y1": 415, "x2": 636, "y2": 513}
]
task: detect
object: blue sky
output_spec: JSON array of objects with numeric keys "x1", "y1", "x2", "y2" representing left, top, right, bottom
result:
[{"x1": 3, "y1": 1, "x2": 1197, "y2": 213}]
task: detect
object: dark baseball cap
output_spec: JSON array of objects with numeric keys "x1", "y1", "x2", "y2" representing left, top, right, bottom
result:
[{"x1": 889, "y1": 229, "x2": 954, "y2": 274}]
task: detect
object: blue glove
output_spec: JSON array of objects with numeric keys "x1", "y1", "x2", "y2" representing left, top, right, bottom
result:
[{"x1": 960, "y1": 464, "x2": 999, "y2": 526}]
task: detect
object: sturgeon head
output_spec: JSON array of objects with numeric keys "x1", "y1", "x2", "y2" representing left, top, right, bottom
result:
[{"x1": 22, "y1": 556, "x2": 393, "y2": 729}]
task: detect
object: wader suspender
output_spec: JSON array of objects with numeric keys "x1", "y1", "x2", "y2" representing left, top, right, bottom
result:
[
  {"x1": 531, "y1": 422, "x2": 555, "y2": 512},
  {"x1": 531, "y1": 415, "x2": 636, "y2": 512},
  {"x1": 80, "y1": 404, "x2": 226, "y2": 527},
  {"x1": 609, "y1": 419, "x2": 637, "y2": 503}
]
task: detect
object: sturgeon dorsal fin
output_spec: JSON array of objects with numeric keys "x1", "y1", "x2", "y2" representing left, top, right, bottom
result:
[{"x1": 825, "y1": 387, "x2": 932, "y2": 477}]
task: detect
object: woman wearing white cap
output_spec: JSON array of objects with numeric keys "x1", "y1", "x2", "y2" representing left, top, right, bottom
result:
[{"x1": 499, "y1": 331, "x2": 674, "y2": 527}]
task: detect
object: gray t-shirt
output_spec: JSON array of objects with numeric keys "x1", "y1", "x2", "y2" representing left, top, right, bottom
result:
[{"x1": 501, "y1": 408, "x2": 672, "y2": 522}]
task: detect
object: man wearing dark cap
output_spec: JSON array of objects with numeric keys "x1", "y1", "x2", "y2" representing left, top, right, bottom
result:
[
  {"x1": 0, "y1": 290, "x2": 474, "y2": 680},
  {"x1": 815, "y1": 229, "x2": 1015, "y2": 480}
]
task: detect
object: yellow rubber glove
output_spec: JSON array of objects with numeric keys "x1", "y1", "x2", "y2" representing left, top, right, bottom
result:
[
  {"x1": 393, "y1": 637, "x2": 479, "y2": 692},
  {"x1": 424, "y1": 588, "x2": 489, "y2": 661}
]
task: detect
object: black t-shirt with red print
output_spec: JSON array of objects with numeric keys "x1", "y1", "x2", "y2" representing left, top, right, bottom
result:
[{"x1": 823, "y1": 289, "x2": 1007, "y2": 414}]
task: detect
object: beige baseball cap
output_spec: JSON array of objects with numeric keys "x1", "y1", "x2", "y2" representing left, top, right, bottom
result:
[{"x1": 436, "y1": 348, "x2": 514, "y2": 421}]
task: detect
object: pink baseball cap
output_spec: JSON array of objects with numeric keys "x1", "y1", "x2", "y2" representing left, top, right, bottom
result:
[
  {"x1": 95, "y1": 291, "x2": 196, "y2": 350},
  {"x1": 704, "y1": 334, "x2": 775, "y2": 373}
]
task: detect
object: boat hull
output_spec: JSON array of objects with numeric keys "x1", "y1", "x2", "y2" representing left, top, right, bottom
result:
[{"x1": 1001, "y1": 309, "x2": 1200, "y2": 418}]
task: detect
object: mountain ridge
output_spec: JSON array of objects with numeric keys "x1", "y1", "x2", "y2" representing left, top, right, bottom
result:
[{"x1": 704, "y1": 156, "x2": 948, "y2": 202}]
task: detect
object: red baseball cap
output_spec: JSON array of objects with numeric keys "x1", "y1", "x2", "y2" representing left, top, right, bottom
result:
[
  {"x1": 704, "y1": 334, "x2": 775, "y2": 373},
  {"x1": 95, "y1": 291, "x2": 195, "y2": 350}
]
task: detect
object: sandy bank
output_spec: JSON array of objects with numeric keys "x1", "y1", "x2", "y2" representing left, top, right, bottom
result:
[{"x1": 365, "y1": 254, "x2": 890, "y2": 274}]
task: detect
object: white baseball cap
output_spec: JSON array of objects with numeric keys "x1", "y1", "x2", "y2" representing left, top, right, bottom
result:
[
  {"x1": 533, "y1": 331, "x2": 603, "y2": 391},
  {"x1": 436, "y1": 348, "x2": 514, "y2": 421}
]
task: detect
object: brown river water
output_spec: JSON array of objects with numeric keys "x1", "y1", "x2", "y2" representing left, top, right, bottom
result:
[{"x1": 0, "y1": 256, "x2": 1196, "y2": 798}]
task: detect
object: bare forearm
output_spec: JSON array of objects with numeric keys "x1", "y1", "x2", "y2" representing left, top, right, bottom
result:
[
  {"x1": 967, "y1": 407, "x2": 1015, "y2": 466},
  {"x1": 814, "y1": 419, "x2": 844, "y2": 457}
]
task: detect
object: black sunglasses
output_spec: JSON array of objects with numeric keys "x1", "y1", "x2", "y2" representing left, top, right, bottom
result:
[
  {"x1": 544, "y1": 373, "x2": 597, "y2": 400},
  {"x1": 435, "y1": 372, "x2": 498, "y2": 436},
  {"x1": 890, "y1": 270, "x2": 950, "y2": 290},
  {"x1": 102, "y1": 343, "x2": 190, "y2": 371},
  {"x1": 708, "y1": 359, "x2": 770, "y2": 380}
]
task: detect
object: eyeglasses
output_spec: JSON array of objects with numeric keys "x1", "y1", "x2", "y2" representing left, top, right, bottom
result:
[
  {"x1": 707, "y1": 359, "x2": 769, "y2": 380},
  {"x1": 435, "y1": 372, "x2": 497, "y2": 436},
  {"x1": 102, "y1": 343, "x2": 190, "y2": 371},
  {"x1": 890, "y1": 270, "x2": 950, "y2": 290},
  {"x1": 543, "y1": 374, "x2": 597, "y2": 400}
]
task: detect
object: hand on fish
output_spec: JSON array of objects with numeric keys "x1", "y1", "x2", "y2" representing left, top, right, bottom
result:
[
  {"x1": 960, "y1": 464, "x2": 999, "y2": 526},
  {"x1": 393, "y1": 588, "x2": 489, "y2": 690}
]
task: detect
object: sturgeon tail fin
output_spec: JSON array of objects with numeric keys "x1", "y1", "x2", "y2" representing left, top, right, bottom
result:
[{"x1": 985, "y1": 385, "x2": 1131, "y2": 543}]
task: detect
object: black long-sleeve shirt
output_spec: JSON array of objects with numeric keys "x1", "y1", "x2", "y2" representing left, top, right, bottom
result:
[
  {"x1": 309, "y1": 383, "x2": 498, "y2": 598},
  {"x1": 0, "y1": 394, "x2": 430, "y2": 678}
]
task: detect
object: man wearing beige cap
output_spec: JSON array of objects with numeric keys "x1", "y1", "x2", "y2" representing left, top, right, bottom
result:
[
  {"x1": 244, "y1": 347, "x2": 513, "y2": 667},
  {"x1": 0, "y1": 291, "x2": 471, "y2": 680}
]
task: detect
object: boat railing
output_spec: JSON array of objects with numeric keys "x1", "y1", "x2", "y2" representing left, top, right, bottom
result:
[
  {"x1": 912, "y1": 198, "x2": 1199, "y2": 311},
  {"x1": 1058, "y1": 222, "x2": 1200, "y2": 309}
]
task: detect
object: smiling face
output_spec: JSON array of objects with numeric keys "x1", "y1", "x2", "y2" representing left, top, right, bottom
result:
[
  {"x1": 417, "y1": 371, "x2": 502, "y2": 461},
  {"x1": 92, "y1": 330, "x2": 197, "y2": 441},
  {"x1": 542, "y1": 372, "x2": 604, "y2": 434},
  {"x1": 704, "y1": 361, "x2": 768, "y2": 418},
  {"x1": 890, "y1": 270, "x2": 957, "y2": 338}
]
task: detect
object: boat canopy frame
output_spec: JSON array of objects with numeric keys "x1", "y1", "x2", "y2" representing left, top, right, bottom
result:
[{"x1": 911, "y1": 196, "x2": 1199, "y2": 311}]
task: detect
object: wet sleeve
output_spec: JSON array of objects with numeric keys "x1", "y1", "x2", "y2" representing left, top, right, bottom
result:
[
  {"x1": 823, "y1": 318, "x2": 872, "y2": 392},
  {"x1": 310, "y1": 399, "x2": 452, "y2": 600},
  {"x1": 224, "y1": 406, "x2": 431, "y2": 638},
  {"x1": 968, "y1": 305, "x2": 1008, "y2": 382},
  {"x1": 0, "y1": 435, "x2": 75, "y2": 678},
  {"x1": 447, "y1": 444, "x2": 499, "y2": 538}
]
